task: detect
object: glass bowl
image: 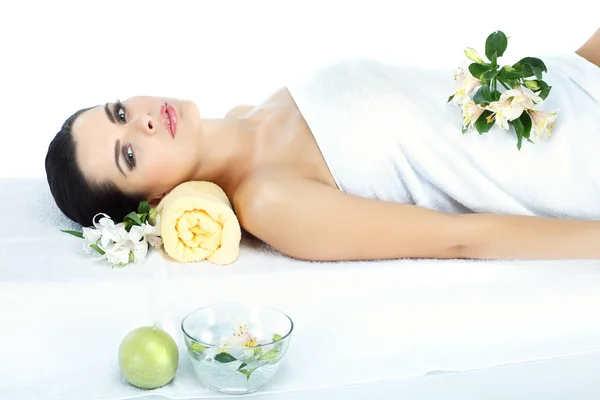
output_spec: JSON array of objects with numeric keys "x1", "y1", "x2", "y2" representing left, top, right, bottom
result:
[{"x1": 181, "y1": 303, "x2": 294, "y2": 395}]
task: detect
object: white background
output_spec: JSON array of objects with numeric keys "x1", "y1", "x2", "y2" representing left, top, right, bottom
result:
[{"x1": 0, "y1": 0, "x2": 596, "y2": 178}]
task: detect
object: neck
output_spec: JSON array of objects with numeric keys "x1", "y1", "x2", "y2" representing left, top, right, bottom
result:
[{"x1": 191, "y1": 117, "x2": 259, "y2": 196}]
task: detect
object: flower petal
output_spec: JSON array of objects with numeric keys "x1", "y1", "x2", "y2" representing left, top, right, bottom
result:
[
  {"x1": 82, "y1": 227, "x2": 102, "y2": 245},
  {"x1": 130, "y1": 238, "x2": 149, "y2": 263},
  {"x1": 128, "y1": 225, "x2": 145, "y2": 243},
  {"x1": 147, "y1": 235, "x2": 163, "y2": 249},
  {"x1": 92, "y1": 213, "x2": 111, "y2": 229},
  {"x1": 105, "y1": 242, "x2": 131, "y2": 265}
]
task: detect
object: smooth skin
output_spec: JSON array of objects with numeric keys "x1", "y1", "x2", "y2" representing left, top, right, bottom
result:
[{"x1": 73, "y1": 30, "x2": 600, "y2": 262}]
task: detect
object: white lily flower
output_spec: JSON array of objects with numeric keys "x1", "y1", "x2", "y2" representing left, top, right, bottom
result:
[
  {"x1": 82, "y1": 226, "x2": 101, "y2": 243},
  {"x1": 91, "y1": 213, "x2": 111, "y2": 229},
  {"x1": 104, "y1": 240, "x2": 132, "y2": 266},
  {"x1": 128, "y1": 223, "x2": 155, "y2": 242},
  {"x1": 66, "y1": 205, "x2": 163, "y2": 267},
  {"x1": 529, "y1": 109, "x2": 558, "y2": 139},
  {"x1": 147, "y1": 234, "x2": 163, "y2": 249},
  {"x1": 81, "y1": 226, "x2": 102, "y2": 252},
  {"x1": 485, "y1": 98, "x2": 524, "y2": 130},
  {"x1": 130, "y1": 222, "x2": 162, "y2": 254},
  {"x1": 461, "y1": 99, "x2": 486, "y2": 131},
  {"x1": 452, "y1": 67, "x2": 482, "y2": 106},
  {"x1": 100, "y1": 223, "x2": 129, "y2": 249},
  {"x1": 129, "y1": 237, "x2": 149, "y2": 263},
  {"x1": 501, "y1": 87, "x2": 542, "y2": 110}
]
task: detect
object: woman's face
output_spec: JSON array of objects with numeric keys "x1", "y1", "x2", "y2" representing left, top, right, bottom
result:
[{"x1": 72, "y1": 96, "x2": 203, "y2": 202}]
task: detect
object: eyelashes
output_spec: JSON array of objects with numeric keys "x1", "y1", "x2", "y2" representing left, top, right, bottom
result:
[
  {"x1": 122, "y1": 143, "x2": 136, "y2": 170},
  {"x1": 114, "y1": 99, "x2": 127, "y2": 123},
  {"x1": 115, "y1": 100, "x2": 135, "y2": 170}
]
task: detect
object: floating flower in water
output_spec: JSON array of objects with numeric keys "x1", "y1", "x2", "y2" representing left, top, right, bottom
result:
[
  {"x1": 186, "y1": 321, "x2": 286, "y2": 381},
  {"x1": 217, "y1": 322, "x2": 269, "y2": 357}
]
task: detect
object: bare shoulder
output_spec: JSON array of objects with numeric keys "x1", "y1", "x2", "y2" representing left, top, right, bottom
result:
[
  {"x1": 231, "y1": 173, "x2": 293, "y2": 226},
  {"x1": 224, "y1": 104, "x2": 255, "y2": 119},
  {"x1": 576, "y1": 27, "x2": 600, "y2": 67}
]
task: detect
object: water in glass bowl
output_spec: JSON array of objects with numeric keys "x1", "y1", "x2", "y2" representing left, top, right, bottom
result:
[{"x1": 186, "y1": 323, "x2": 287, "y2": 394}]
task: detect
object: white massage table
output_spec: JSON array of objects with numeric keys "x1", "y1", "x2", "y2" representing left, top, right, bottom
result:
[{"x1": 2, "y1": 178, "x2": 600, "y2": 400}]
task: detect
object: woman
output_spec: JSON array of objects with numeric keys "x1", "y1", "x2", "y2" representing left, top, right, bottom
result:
[{"x1": 46, "y1": 29, "x2": 600, "y2": 262}]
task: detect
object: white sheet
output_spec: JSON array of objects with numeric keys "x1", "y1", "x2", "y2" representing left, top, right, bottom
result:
[{"x1": 3, "y1": 178, "x2": 600, "y2": 400}]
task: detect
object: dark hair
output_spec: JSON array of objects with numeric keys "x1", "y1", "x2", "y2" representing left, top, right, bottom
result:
[{"x1": 45, "y1": 107, "x2": 145, "y2": 227}]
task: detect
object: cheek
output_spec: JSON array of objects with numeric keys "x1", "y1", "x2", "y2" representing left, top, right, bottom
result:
[{"x1": 144, "y1": 147, "x2": 195, "y2": 185}]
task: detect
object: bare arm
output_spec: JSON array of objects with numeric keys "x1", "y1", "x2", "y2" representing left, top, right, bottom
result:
[
  {"x1": 576, "y1": 27, "x2": 600, "y2": 67},
  {"x1": 234, "y1": 177, "x2": 600, "y2": 261}
]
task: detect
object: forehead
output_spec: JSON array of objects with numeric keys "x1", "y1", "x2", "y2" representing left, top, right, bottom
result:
[{"x1": 72, "y1": 105, "x2": 120, "y2": 185}]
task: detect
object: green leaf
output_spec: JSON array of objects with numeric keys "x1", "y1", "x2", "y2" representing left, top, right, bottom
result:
[
  {"x1": 123, "y1": 220, "x2": 133, "y2": 232},
  {"x1": 269, "y1": 357, "x2": 282, "y2": 365},
  {"x1": 447, "y1": 94, "x2": 455, "y2": 103},
  {"x1": 124, "y1": 212, "x2": 143, "y2": 226},
  {"x1": 89, "y1": 244, "x2": 106, "y2": 255},
  {"x1": 510, "y1": 117, "x2": 526, "y2": 150},
  {"x1": 482, "y1": 69, "x2": 498, "y2": 82},
  {"x1": 472, "y1": 85, "x2": 494, "y2": 105},
  {"x1": 258, "y1": 349, "x2": 279, "y2": 361},
  {"x1": 238, "y1": 362, "x2": 248, "y2": 370},
  {"x1": 490, "y1": 51, "x2": 498, "y2": 69},
  {"x1": 186, "y1": 348, "x2": 201, "y2": 361},
  {"x1": 498, "y1": 65, "x2": 523, "y2": 81},
  {"x1": 190, "y1": 342, "x2": 207, "y2": 352},
  {"x1": 468, "y1": 63, "x2": 491, "y2": 80},
  {"x1": 137, "y1": 200, "x2": 150, "y2": 214},
  {"x1": 513, "y1": 57, "x2": 547, "y2": 80},
  {"x1": 215, "y1": 352, "x2": 237, "y2": 363},
  {"x1": 485, "y1": 31, "x2": 508, "y2": 61},
  {"x1": 520, "y1": 64, "x2": 535, "y2": 78},
  {"x1": 531, "y1": 66, "x2": 543, "y2": 81},
  {"x1": 238, "y1": 367, "x2": 258, "y2": 381},
  {"x1": 253, "y1": 347, "x2": 262, "y2": 357},
  {"x1": 272, "y1": 334, "x2": 283, "y2": 341},
  {"x1": 475, "y1": 110, "x2": 494, "y2": 134},
  {"x1": 538, "y1": 80, "x2": 552, "y2": 100},
  {"x1": 187, "y1": 343, "x2": 208, "y2": 361},
  {"x1": 519, "y1": 111, "x2": 532, "y2": 139},
  {"x1": 61, "y1": 229, "x2": 84, "y2": 238},
  {"x1": 502, "y1": 78, "x2": 519, "y2": 89},
  {"x1": 513, "y1": 57, "x2": 547, "y2": 73},
  {"x1": 491, "y1": 90, "x2": 502, "y2": 101}
]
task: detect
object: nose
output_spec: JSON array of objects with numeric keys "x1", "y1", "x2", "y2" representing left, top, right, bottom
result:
[{"x1": 134, "y1": 113, "x2": 156, "y2": 136}]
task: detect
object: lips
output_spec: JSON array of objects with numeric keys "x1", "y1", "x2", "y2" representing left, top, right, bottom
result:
[{"x1": 160, "y1": 103, "x2": 178, "y2": 138}]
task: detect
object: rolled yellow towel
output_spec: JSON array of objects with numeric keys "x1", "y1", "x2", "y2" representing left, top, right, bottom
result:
[{"x1": 156, "y1": 181, "x2": 241, "y2": 265}]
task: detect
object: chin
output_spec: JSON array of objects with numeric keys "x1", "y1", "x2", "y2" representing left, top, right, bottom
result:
[{"x1": 180, "y1": 99, "x2": 201, "y2": 122}]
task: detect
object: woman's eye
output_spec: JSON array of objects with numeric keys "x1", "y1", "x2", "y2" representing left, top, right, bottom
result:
[
  {"x1": 118, "y1": 107, "x2": 126, "y2": 123},
  {"x1": 114, "y1": 99, "x2": 127, "y2": 123},
  {"x1": 125, "y1": 145, "x2": 135, "y2": 168}
]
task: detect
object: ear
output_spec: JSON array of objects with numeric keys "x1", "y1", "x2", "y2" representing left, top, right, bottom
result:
[{"x1": 147, "y1": 192, "x2": 169, "y2": 208}]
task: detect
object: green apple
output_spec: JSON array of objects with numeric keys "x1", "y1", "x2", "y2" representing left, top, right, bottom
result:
[{"x1": 118, "y1": 325, "x2": 179, "y2": 389}]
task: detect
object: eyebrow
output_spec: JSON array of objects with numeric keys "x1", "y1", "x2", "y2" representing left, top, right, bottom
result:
[
  {"x1": 114, "y1": 139, "x2": 126, "y2": 177},
  {"x1": 104, "y1": 103, "x2": 116, "y2": 124}
]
